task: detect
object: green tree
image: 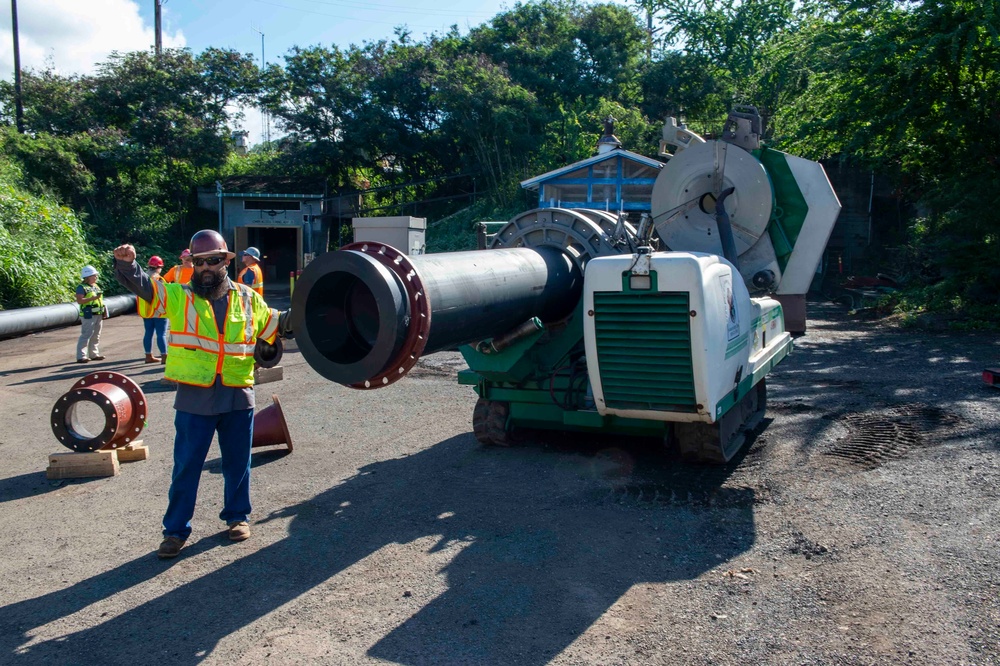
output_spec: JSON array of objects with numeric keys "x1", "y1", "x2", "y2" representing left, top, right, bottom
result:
[{"x1": 767, "y1": 0, "x2": 1000, "y2": 308}]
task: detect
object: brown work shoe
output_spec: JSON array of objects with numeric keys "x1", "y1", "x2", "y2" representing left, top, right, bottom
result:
[
  {"x1": 90, "y1": 355, "x2": 106, "y2": 361},
  {"x1": 227, "y1": 521, "x2": 251, "y2": 542},
  {"x1": 161, "y1": 354, "x2": 167, "y2": 365},
  {"x1": 157, "y1": 536, "x2": 186, "y2": 559},
  {"x1": 145, "y1": 353, "x2": 160, "y2": 363}
]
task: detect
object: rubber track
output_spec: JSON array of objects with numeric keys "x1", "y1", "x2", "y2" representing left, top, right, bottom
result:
[{"x1": 472, "y1": 399, "x2": 511, "y2": 446}]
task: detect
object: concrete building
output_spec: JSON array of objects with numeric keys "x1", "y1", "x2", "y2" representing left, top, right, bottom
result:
[{"x1": 196, "y1": 176, "x2": 330, "y2": 287}]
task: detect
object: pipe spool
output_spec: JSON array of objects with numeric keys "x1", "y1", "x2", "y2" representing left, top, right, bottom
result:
[
  {"x1": 51, "y1": 372, "x2": 147, "y2": 452},
  {"x1": 292, "y1": 240, "x2": 585, "y2": 389},
  {"x1": 0, "y1": 294, "x2": 137, "y2": 340},
  {"x1": 252, "y1": 395, "x2": 293, "y2": 452}
]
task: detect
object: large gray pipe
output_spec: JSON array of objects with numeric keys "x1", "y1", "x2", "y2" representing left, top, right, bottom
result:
[
  {"x1": 292, "y1": 243, "x2": 582, "y2": 389},
  {"x1": 0, "y1": 294, "x2": 137, "y2": 340}
]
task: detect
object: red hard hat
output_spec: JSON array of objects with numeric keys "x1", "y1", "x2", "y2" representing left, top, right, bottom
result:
[
  {"x1": 147, "y1": 255, "x2": 164, "y2": 267},
  {"x1": 179, "y1": 249, "x2": 192, "y2": 259},
  {"x1": 189, "y1": 229, "x2": 236, "y2": 260}
]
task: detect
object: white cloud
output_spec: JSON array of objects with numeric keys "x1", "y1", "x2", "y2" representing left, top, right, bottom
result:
[{"x1": 0, "y1": 0, "x2": 185, "y2": 78}]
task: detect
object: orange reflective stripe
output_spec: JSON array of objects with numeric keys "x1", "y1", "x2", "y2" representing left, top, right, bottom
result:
[
  {"x1": 151, "y1": 280, "x2": 167, "y2": 318},
  {"x1": 180, "y1": 286, "x2": 198, "y2": 334},
  {"x1": 260, "y1": 310, "x2": 279, "y2": 341}
]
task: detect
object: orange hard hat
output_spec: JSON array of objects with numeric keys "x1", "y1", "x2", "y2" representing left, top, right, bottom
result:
[
  {"x1": 189, "y1": 230, "x2": 236, "y2": 260},
  {"x1": 147, "y1": 255, "x2": 164, "y2": 267}
]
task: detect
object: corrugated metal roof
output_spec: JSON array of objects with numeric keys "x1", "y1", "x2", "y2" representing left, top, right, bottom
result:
[
  {"x1": 520, "y1": 149, "x2": 665, "y2": 190},
  {"x1": 219, "y1": 175, "x2": 325, "y2": 195}
]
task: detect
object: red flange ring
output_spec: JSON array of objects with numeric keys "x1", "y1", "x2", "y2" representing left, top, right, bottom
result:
[
  {"x1": 50, "y1": 372, "x2": 148, "y2": 452},
  {"x1": 341, "y1": 242, "x2": 432, "y2": 389}
]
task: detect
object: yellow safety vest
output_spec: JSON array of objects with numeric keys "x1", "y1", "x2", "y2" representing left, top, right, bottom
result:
[
  {"x1": 144, "y1": 279, "x2": 280, "y2": 388},
  {"x1": 137, "y1": 274, "x2": 165, "y2": 319},
  {"x1": 238, "y1": 264, "x2": 264, "y2": 296},
  {"x1": 78, "y1": 283, "x2": 104, "y2": 317}
]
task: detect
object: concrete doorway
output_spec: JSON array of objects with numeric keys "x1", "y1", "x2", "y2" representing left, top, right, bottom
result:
[{"x1": 235, "y1": 225, "x2": 301, "y2": 298}]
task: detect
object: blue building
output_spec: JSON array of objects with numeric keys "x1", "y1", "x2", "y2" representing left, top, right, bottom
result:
[{"x1": 519, "y1": 122, "x2": 665, "y2": 213}]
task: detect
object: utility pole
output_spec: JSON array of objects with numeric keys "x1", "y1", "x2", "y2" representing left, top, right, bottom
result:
[
  {"x1": 154, "y1": 0, "x2": 163, "y2": 55},
  {"x1": 251, "y1": 24, "x2": 269, "y2": 145},
  {"x1": 11, "y1": 0, "x2": 24, "y2": 133}
]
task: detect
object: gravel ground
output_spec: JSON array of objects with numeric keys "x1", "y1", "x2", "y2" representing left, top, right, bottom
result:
[{"x1": 0, "y1": 301, "x2": 998, "y2": 665}]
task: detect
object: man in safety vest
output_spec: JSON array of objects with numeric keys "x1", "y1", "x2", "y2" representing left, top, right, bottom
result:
[
  {"x1": 163, "y1": 248, "x2": 194, "y2": 284},
  {"x1": 238, "y1": 246, "x2": 264, "y2": 296},
  {"x1": 113, "y1": 230, "x2": 293, "y2": 559},
  {"x1": 75, "y1": 265, "x2": 106, "y2": 363}
]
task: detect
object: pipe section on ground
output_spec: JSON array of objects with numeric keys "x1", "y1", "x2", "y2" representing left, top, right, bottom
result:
[
  {"x1": 51, "y1": 371, "x2": 147, "y2": 452},
  {"x1": 0, "y1": 294, "x2": 137, "y2": 340},
  {"x1": 292, "y1": 242, "x2": 582, "y2": 389}
]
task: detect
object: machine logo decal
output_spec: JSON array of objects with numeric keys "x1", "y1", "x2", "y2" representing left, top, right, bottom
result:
[{"x1": 720, "y1": 274, "x2": 740, "y2": 341}]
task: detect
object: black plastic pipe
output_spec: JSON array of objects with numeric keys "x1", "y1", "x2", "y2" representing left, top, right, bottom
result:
[
  {"x1": 0, "y1": 294, "x2": 137, "y2": 340},
  {"x1": 292, "y1": 244, "x2": 582, "y2": 388}
]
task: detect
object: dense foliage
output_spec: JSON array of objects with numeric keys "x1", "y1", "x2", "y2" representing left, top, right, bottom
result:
[
  {"x1": 0, "y1": 158, "x2": 94, "y2": 309},
  {"x1": 0, "y1": 0, "x2": 996, "y2": 320}
]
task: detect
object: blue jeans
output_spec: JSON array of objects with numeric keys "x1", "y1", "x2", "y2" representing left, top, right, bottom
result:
[
  {"x1": 163, "y1": 409, "x2": 254, "y2": 539},
  {"x1": 142, "y1": 318, "x2": 167, "y2": 355}
]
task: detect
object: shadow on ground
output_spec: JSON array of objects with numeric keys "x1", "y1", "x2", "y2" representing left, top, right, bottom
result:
[{"x1": 0, "y1": 432, "x2": 757, "y2": 665}]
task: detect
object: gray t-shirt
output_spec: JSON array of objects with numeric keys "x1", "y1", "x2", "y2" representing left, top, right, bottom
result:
[{"x1": 114, "y1": 259, "x2": 254, "y2": 415}]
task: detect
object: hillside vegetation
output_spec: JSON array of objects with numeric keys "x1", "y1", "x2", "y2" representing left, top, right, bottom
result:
[{"x1": 0, "y1": 158, "x2": 93, "y2": 309}]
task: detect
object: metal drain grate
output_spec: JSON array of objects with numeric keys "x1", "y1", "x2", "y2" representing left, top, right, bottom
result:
[{"x1": 824, "y1": 404, "x2": 963, "y2": 468}]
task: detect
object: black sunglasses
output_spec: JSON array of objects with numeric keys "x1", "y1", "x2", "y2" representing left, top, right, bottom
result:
[{"x1": 192, "y1": 256, "x2": 227, "y2": 267}]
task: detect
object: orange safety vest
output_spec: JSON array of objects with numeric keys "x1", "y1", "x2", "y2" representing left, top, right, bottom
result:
[
  {"x1": 164, "y1": 265, "x2": 194, "y2": 284},
  {"x1": 238, "y1": 263, "x2": 264, "y2": 296}
]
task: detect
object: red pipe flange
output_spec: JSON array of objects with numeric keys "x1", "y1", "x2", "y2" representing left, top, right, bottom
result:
[{"x1": 50, "y1": 372, "x2": 148, "y2": 452}]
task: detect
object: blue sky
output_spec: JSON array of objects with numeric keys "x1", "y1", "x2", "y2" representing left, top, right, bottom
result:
[
  {"x1": 1, "y1": 0, "x2": 633, "y2": 144},
  {"x1": 147, "y1": 0, "x2": 527, "y2": 63}
]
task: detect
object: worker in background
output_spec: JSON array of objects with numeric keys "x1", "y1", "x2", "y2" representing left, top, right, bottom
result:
[
  {"x1": 238, "y1": 246, "x2": 265, "y2": 296},
  {"x1": 75, "y1": 265, "x2": 106, "y2": 363},
  {"x1": 113, "y1": 230, "x2": 292, "y2": 560},
  {"x1": 138, "y1": 255, "x2": 168, "y2": 363},
  {"x1": 163, "y1": 248, "x2": 194, "y2": 284}
]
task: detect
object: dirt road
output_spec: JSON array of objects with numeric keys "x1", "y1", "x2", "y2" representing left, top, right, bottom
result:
[{"x1": 0, "y1": 303, "x2": 997, "y2": 665}]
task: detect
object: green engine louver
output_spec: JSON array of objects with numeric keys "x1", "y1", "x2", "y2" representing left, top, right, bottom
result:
[{"x1": 593, "y1": 291, "x2": 697, "y2": 413}]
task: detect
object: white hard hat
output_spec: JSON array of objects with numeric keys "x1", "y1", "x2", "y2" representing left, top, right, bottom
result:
[
  {"x1": 81, "y1": 265, "x2": 98, "y2": 279},
  {"x1": 243, "y1": 247, "x2": 261, "y2": 260}
]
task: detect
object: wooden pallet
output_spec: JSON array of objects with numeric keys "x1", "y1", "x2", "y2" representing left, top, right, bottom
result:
[
  {"x1": 116, "y1": 440, "x2": 149, "y2": 463},
  {"x1": 46, "y1": 450, "x2": 119, "y2": 479}
]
